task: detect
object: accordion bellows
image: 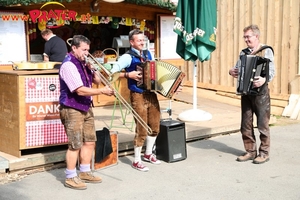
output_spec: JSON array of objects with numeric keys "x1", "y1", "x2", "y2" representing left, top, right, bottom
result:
[{"x1": 138, "y1": 60, "x2": 185, "y2": 98}]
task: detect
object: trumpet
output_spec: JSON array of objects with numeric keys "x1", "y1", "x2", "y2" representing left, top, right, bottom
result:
[
  {"x1": 84, "y1": 55, "x2": 120, "y2": 83},
  {"x1": 66, "y1": 37, "x2": 153, "y2": 135},
  {"x1": 67, "y1": 38, "x2": 120, "y2": 83}
]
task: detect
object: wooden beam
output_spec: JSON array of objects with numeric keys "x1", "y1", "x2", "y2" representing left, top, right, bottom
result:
[{"x1": 9, "y1": 150, "x2": 66, "y2": 171}]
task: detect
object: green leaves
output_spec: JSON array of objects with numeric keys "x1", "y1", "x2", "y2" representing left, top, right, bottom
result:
[{"x1": 0, "y1": 0, "x2": 177, "y2": 11}]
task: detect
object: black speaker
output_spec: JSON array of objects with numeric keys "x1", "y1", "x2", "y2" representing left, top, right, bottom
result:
[{"x1": 155, "y1": 120, "x2": 187, "y2": 162}]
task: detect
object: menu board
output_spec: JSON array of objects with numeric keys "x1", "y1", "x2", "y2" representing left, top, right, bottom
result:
[
  {"x1": 160, "y1": 16, "x2": 181, "y2": 59},
  {"x1": 0, "y1": 11, "x2": 27, "y2": 65}
]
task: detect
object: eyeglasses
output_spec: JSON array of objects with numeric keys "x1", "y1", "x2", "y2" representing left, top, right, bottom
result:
[{"x1": 243, "y1": 35, "x2": 255, "y2": 39}]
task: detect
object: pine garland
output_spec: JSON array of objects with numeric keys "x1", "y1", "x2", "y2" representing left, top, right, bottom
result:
[
  {"x1": 0, "y1": 0, "x2": 176, "y2": 11},
  {"x1": 125, "y1": 0, "x2": 176, "y2": 11},
  {"x1": 0, "y1": 0, "x2": 73, "y2": 6}
]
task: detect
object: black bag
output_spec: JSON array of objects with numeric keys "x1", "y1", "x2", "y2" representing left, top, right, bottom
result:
[{"x1": 95, "y1": 127, "x2": 113, "y2": 163}]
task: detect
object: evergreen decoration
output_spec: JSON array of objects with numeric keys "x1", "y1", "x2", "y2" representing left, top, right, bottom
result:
[
  {"x1": 0, "y1": 0, "x2": 176, "y2": 11},
  {"x1": 0, "y1": 0, "x2": 74, "y2": 6},
  {"x1": 125, "y1": 0, "x2": 176, "y2": 11}
]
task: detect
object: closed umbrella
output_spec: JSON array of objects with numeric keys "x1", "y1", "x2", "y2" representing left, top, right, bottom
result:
[{"x1": 173, "y1": 0, "x2": 217, "y2": 121}]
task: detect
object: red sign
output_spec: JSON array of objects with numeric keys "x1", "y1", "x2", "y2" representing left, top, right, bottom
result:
[
  {"x1": 29, "y1": 2, "x2": 76, "y2": 28},
  {"x1": 26, "y1": 101, "x2": 60, "y2": 121},
  {"x1": 0, "y1": 1, "x2": 92, "y2": 28}
]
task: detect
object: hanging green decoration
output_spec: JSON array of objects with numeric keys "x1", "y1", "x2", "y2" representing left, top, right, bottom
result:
[
  {"x1": 125, "y1": 0, "x2": 176, "y2": 11},
  {"x1": 0, "y1": 0, "x2": 87, "y2": 7},
  {"x1": 0, "y1": 0, "x2": 177, "y2": 11}
]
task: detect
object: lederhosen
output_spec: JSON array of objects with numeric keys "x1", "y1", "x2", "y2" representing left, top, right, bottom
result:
[{"x1": 126, "y1": 49, "x2": 160, "y2": 147}]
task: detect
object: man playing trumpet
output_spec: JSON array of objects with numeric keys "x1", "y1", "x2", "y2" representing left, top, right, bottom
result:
[{"x1": 59, "y1": 35, "x2": 114, "y2": 190}]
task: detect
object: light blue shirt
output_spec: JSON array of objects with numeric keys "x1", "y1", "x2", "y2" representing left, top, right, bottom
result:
[{"x1": 110, "y1": 47, "x2": 141, "y2": 73}]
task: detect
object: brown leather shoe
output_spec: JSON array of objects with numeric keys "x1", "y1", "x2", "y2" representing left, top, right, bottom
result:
[
  {"x1": 65, "y1": 176, "x2": 87, "y2": 190},
  {"x1": 236, "y1": 152, "x2": 257, "y2": 162},
  {"x1": 79, "y1": 172, "x2": 102, "y2": 183},
  {"x1": 253, "y1": 154, "x2": 269, "y2": 164}
]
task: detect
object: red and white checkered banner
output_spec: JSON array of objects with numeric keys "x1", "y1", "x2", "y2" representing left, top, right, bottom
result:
[{"x1": 25, "y1": 76, "x2": 67, "y2": 147}]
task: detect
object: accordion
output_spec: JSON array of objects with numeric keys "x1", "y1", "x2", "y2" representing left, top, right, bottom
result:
[
  {"x1": 236, "y1": 55, "x2": 270, "y2": 95},
  {"x1": 137, "y1": 60, "x2": 185, "y2": 98}
]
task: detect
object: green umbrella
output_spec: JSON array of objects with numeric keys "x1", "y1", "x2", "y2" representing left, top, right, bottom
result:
[
  {"x1": 174, "y1": 0, "x2": 217, "y2": 62},
  {"x1": 173, "y1": 0, "x2": 217, "y2": 121}
]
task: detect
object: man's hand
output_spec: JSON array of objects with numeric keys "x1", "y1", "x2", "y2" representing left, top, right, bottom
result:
[
  {"x1": 43, "y1": 54, "x2": 49, "y2": 62},
  {"x1": 128, "y1": 71, "x2": 142, "y2": 81},
  {"x1": 252, "y1": 76, "x2": 266, "y2": 88},
  {"x1": 100, "y1": 86, "x2": 114, "y2": 96},
  {"x1": 229, "y1": 68, "x2": 239, "y2": 78}
]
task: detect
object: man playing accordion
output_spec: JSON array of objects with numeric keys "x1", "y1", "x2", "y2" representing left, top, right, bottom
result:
[
  {"x1": 111, "y1": 29, "x2": 162, "y2": 172},
  {"x1": 229, "y1": 25, "x2": 275, "y2": 164}
]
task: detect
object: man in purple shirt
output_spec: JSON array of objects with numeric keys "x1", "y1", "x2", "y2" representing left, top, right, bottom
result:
[{"x1": 59, "y1": 35, "x2": 114, "y2": 190}]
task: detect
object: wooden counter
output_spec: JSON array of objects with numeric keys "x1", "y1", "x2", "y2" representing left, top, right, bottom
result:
[
  {"x1": 0, "y1": 69, "x2": 128, "y2": 157},
  {"x1": 0, "y1": 69, "x2": 66, "y2": 157}
]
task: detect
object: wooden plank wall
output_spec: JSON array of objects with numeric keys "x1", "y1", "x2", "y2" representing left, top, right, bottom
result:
[
  {"x1": 175, "y1": 0, "x2": 300, "y2": 116},
  {"x1": 182, "y1": 0, "x2": 300, "y2": 97}
]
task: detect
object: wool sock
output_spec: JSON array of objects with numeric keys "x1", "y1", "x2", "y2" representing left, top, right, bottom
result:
[
  {"x1": 134, "y1": 146, "x2": 142, "y2": 163},
  {"x1": 65, "y1": 168, "x2": 77, "y2": 179},
  {"x1": 145, "y1": 136, "x2": 157, "y2": 155},
  {"x1": 79, "y1": 164, "x2": 91, "y2": 173}
]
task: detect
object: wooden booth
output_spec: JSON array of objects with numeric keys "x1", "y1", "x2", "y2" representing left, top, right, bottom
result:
[
  {"x1": 0, "y1": 69, "x2": 65, "y2": 157},
  {"x1": 0, "y1": 1, "x2": 177, "y2": 157}
]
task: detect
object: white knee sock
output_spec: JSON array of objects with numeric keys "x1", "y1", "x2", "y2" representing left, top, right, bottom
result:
[
  {"x1": 79, "y1": 164, "x2": 91, "y2": 172},
  {"x1": 134, "y1": 146, "x2": 142, "y2": 163},
  {"x1": 145, "y1": 136, "x2": 157, "y2": 155},
  {"x1": 65, "y1": 168, "x2": 77, "y2": 179}
]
